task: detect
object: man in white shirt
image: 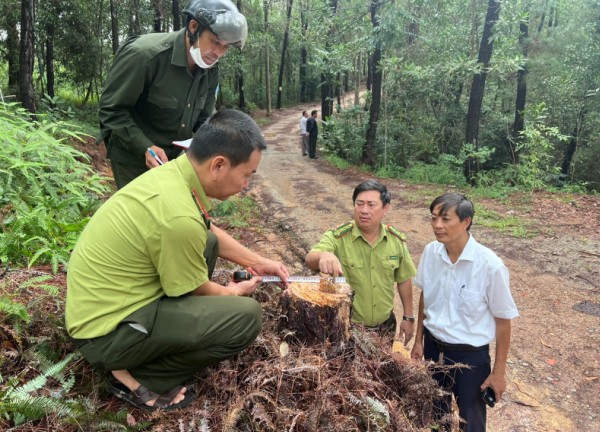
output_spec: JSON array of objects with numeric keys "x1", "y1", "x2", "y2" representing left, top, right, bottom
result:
[
  {"x1": 411, "y1": 193, "x2": 519, "y2": 432},
  {"x1": 299, "y1": 110, "x2": 309, "y2": 156}
]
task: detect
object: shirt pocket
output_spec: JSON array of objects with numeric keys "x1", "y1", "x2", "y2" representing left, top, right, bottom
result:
[
  {"x1": 341, "y1": 257, "x2": 364, "y2": 289},
  {"x1": 381, "y1": 259, "x2": 399, "y2": 271},
  {"x1": 146, "y1": 91, "x2": 182, "y2": 124},
  {"x1": 147, "y1": 91, "x2": 180, "y2": 110},
  {"x1": 458, "y1": 289, "x2": 485, "y2": 316}
]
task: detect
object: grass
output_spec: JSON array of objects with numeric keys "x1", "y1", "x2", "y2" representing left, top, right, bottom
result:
[
  {"x1": 211, "y1": 195, "x2": 261, "y2": 229},
  {"x1": 324, "y1": 154, "x2": 351, "y2": 170},
  {"x1": 474, "y1": 206, "x2": 533, "y2": 238}
]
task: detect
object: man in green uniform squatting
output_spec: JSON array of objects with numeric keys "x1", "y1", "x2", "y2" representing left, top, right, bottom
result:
[
  {"x1": 66, "y1": 109, "x2": 289, "y2": 411},
  {"x1": 305, "y1": 180, "x2": 417, "y2": 345},
  {"x1": 98, "y1": 0, "x2": 248, "y2": 189}
]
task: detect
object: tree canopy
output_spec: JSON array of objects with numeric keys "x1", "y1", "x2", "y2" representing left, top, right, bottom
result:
[{"x1": 2, "y1": 0, "x2": 600, "y2": 191}]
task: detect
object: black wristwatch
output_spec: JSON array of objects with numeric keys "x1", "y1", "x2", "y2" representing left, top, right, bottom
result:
[{"x1": 402, "y1": 315, "x2": 415, "y2": 322}]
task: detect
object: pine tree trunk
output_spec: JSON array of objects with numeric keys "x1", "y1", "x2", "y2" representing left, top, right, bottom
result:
[
  {"x1": 110, "y1": 0, "x2": 119, "y2": 54},
  {"x1": 6, "y1": 9, "x2": 19, "y2": 91},
  {"x1": 511, "y1": 12, "x2": 529, "y2": 164},
  {"x1": 18, "y1": 0, "x2": 36, "y2": 113},
  {"x1": 172, "y1": 0, "x2": 181, "y2": 31},
  {"x1": 464, "y1": 0, "x2": 501, "y2": 184},
  {"x1": 45, "y1": 23, "x2": 55, "y2": 99},
  {"x1": 276, "y1": 0, "x2": 293, "y2": 109},
  {"x1": 362, "y1": 0, "x2": 382, "y2": 167}
]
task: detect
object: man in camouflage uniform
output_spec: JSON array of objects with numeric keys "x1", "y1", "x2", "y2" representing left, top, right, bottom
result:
[{"x1": 305, "y1": 180, "x2": 416, "y2": 345}]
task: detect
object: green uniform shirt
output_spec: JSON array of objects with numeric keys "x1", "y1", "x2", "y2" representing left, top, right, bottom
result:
[
  {"x1": 66, "y1": 154, "x2": 212, "y2": 339},
  {"x1": 98, "y1": 28, "x2": 219, "y2": 164},
  {"x1": 310, "y1": 221, "x2": 416, "y2": 326}
]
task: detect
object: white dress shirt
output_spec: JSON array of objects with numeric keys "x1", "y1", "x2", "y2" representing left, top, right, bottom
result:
[
  {"x1": 415, "y1": 235, "x2": 519, "y2": 346},
  {"x1": 300, "y1": 116, "x2": 308, "y2": 135}
]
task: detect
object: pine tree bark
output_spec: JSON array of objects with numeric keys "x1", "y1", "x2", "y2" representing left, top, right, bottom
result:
[
  {"x1": 464, "y1": 0, "x2": 501, "y2": 184},
  {"x1": 276, "y1": 0, "x2": 293, "y2": 109},
  {"x1": 45, "y1": 23, "x2": 55, "y2": 99},
  {"x1": 172, "y1": 0, "x2": 181, "y2": 31},
  {"x1": 6, "y1": 8, "x2": 19, "y2": 91},
  {"x1": 320, "y1": 0, "x2": 338, "y2": 121},
  {"x1": 561, "y1": 108, "x2": 586, "y2": 178},
  {"x1": 153, "y1": 0, "x2": 163, "y2": 32},
  {"x1": 263, "y1": 0, "x2": 271, "y2": 116},
  {"x1": 235, "y1": 0, "x2": 246, "y2": 110},
  {"x1": 18, "y1": 0, "x2": 36, "y2": 113},
  {"x1": 511, "y1": 9, "x2": 529, "y2": 164},
  {"x1": 110, "y1": 0, "x2": 119, "y2": 54},
  {"x1": 299, "y1": 0, "x2": 308, "y2": 102},
  {"x1": 361, "y1": 0, "x2": 382, "y2": 167}
]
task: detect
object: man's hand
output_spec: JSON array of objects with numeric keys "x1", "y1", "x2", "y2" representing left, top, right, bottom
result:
[
  {"x1": 247, "y1": 259, "x2": 289, "y2": 287},
  {"x1": 480, "y1": 371, "x2": 507, "y2": 402},
  {"x1": 145, "y1": 145, "x2": 168, "y2": 169},
  {"x1": 398, "y1": 320, "x2": 414, "y2": 345},
  {"x1": 317, "y1": 252, "x2": 343, "y2": 277},
  {"x1": 410, "y1": 340, "x2": 424, "y2": 361},
  {"x1": 228, "y1": 276, "x2": 262, "y2": 296}
]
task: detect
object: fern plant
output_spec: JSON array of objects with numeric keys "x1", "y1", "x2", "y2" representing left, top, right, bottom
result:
[{"x1": 0, "y1": 102, "x2": 110, "y2": 272}]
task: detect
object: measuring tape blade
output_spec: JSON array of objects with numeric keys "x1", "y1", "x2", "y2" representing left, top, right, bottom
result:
[{"x1": 261, "y1": 276, "x2": 347, "y2": 284}]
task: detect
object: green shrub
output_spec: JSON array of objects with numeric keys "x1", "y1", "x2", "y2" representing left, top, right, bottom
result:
[
  {"x1": 212, "y1": 195, "x2": 260, "y2": 228},
  {"x1": 0, "y1": 102, "x2": 110, "y2": 272}
]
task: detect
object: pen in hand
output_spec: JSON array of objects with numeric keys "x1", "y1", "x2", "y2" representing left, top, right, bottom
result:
[{"x1": 147, "y1": 147, "x2": 164, "y2": 166}]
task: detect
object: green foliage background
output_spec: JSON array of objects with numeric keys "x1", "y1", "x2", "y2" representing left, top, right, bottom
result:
[
  {"x1": 0, "y1": 103, "x2": 110, "y2": 272},
  {"x1": 2, "y1": 0, "x2": 600, "y2": 190}
]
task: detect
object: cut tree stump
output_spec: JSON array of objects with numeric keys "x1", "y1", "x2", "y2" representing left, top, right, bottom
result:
[{"x1": 279, "y1": 278, "x2": 353, "y2": 347}]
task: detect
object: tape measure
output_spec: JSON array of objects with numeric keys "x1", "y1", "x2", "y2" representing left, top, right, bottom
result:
[{"x1": 233, "y1": 270, "x2": 346, "y2": 284}]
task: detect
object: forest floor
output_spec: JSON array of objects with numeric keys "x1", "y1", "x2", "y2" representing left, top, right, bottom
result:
[{"x1": 4, "y1": 99, "x2": 599, "y2": 431}]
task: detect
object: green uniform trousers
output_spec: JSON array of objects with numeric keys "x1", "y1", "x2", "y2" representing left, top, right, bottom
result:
[
  {"x1": 74, "y1": 232, "x2": 262, "y2": 394},
  {"x1": 111, "y1": 159, "x2": 147, "y2": 190}
]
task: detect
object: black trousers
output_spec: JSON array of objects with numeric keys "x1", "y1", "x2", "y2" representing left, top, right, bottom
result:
[
  {"x1": 424, "y1": 329, "x2": 490, "y2": 432},
  {"x1": 308, "y1": 134, "x2": 318, "y2": 158}
]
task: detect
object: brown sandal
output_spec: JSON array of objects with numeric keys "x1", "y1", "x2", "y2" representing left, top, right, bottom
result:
[{"x1": 109, "y1": 382, "x2": 195, "y2": 411}]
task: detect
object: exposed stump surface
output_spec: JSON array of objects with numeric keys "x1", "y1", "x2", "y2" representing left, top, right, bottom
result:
[{"x1": 278, "y1": 279, "x2": 353, "y2": 346}]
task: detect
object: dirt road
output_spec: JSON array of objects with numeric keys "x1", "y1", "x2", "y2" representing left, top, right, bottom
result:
[{"x1": 248, "y1": 105, "x2": 600, "y2": 431}]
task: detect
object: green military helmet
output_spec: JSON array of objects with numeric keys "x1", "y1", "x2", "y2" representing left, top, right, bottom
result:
[{"x1": 182, "y1": 0, "x2": 248, "y2": 49}]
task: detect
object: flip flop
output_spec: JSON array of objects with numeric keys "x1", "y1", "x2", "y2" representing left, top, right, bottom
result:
[{"x1": 109, "y1": 381, "x2": 195, "y2": 412}]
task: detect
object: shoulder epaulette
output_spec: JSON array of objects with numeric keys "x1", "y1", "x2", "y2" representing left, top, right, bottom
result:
[
  {"x1": 332, "y1": 222, "x2": 353, "y2": 238},
  {"x1": 387, "y1": 225, "x2": 407, "y2": 242}
]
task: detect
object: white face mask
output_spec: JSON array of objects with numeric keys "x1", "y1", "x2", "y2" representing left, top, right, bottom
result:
[{"x1": 190, "y1": 41, "x2": 218, "y2": 69}]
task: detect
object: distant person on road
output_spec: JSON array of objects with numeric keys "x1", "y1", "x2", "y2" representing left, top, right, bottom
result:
[
  {"x1": 305, "y1": 180, "x2": 416, "y2": 344},
  {"x1": 306, "y1": 110, "x2": 319, "y2": 159},
  {"x1": 98, "y1": 0, "x2": 248, "y2": 189},
  {"x1": 299, "y1": 110, "x2": 310, "y2": 156},
  {"x1": 411, "y1": 193, "x2": 519, "y2": 432},
  {"x1": 67, "y1": 110, "x2": 289, "y2": 412}
]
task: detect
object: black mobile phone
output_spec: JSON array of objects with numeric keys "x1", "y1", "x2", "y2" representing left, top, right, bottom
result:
[
  {"x1": 481, "y1": 387, "x2": 496, "y2": 408},
  {"x1": 233, "y1": 270, "x2": 252, "y2": 282}
]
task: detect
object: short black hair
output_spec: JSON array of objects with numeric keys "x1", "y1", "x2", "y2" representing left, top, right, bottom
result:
[
  {"x1": 430, "y1": 193, "x2": 474, "y2": 230},
  {"x1": 188, "y1": 109, "x2": 266, "y2": 166},
  {"x1": 302, "y1": 110, "x2": 307, "y2": 116},
  {"x1": 311, "y1": 110, "x2": 317, "y2": 116},
  {"x1": 352, "y1": 180, "x2": 391, "y2": 206}
]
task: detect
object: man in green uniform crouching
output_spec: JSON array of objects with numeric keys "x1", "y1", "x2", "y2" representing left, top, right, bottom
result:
[
  {"x1": 305, "y1": 180, "x2": 416, "y2": 345},
  {"x1": 66, "y1": 109, "x2": 289, "y2": 411}
]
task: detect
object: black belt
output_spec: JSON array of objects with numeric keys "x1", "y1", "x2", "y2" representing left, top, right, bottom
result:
[
  {"x1": 364, "y1": 314, "x2": 396, "y2": 332},
  {"x1": 425, "y1": 327, "x2": 488, "y2": 352}
]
